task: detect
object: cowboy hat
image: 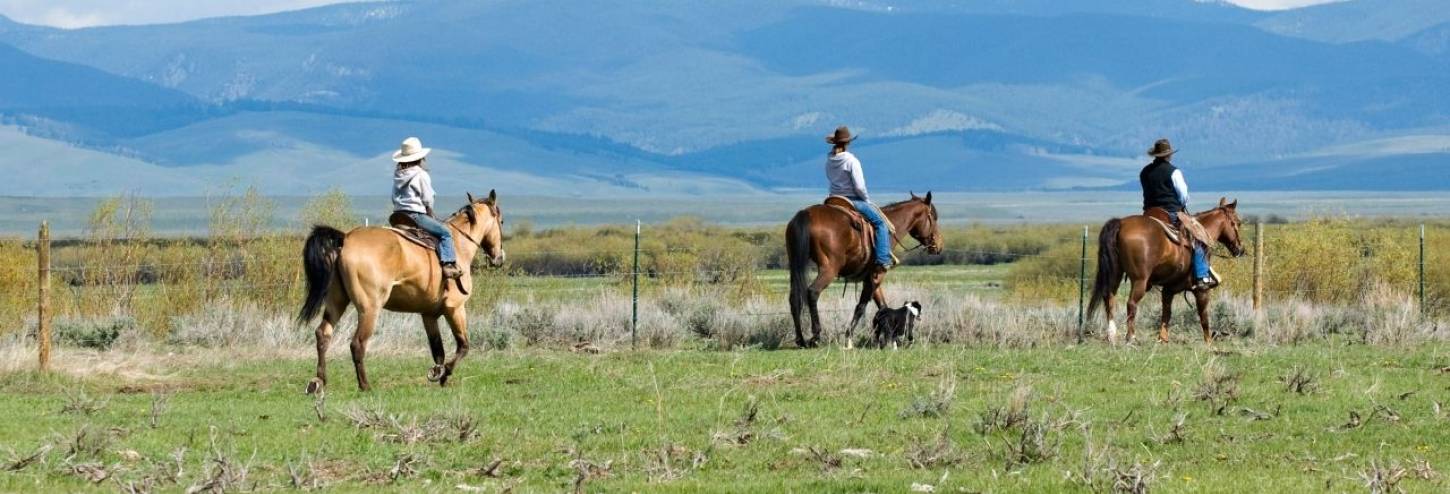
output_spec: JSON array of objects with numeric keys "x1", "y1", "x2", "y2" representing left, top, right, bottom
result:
[
  {"x1": 1147, "y1": 138, "x2": 1176, "y2": 158},
  {"x1": 392, "y1": 136, "x2": 431, "y2": 163},
  {"x1": 825, "y1": 126, "x2": 857, "y2": 145}
]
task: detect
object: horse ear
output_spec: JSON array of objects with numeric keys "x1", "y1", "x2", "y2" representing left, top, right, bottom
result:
[
  {"x1": 923, "y1": 191, "x2": 933, "y2": 205},
  {"x1": 1228, "y1": 199, "x2": 1238, "y2": 209},
  {"x1": 467, "y1": 192, "x2": 477, "y2": 204},
  {"x1": 1218, "y1": 197, "x2": 1228, "y2": 207},
  {"x1": 487, "y1": 189, "x2": 497, "y2": 204},
  {"x1": 910, "y1": 190, "x2": 919, "y2": 199}
]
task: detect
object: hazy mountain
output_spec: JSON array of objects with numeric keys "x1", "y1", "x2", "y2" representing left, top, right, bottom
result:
[{"x1": 0, "y1": 0, "x2": 1446, "y2": 196}]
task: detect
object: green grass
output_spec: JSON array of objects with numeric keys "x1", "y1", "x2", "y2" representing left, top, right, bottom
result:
[{"x1": 2, "y1": 342, "x2": 1446, "y2": 492}]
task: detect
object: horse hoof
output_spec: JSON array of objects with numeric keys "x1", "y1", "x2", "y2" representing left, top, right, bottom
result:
[
  {"x1": 427, "y1": 366, "x2": 445, "y2": 383},
  {"x1": 305, "y1": 378, "x2": 324, "y2": 395}
]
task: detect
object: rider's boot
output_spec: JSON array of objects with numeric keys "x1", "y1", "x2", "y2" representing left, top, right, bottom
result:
[{"x1": 441, "y1": 262, "x2": 464, "y2": 280}]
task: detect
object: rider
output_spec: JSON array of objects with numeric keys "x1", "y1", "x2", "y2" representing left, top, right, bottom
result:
[
  {"x1": 1140, "y1": 138, "x2": 1215, "y2": 291},
  {"x1": 391, "y1": 136, "x2": 463, "y2": 280},
  {"x1": 824, "y1": 126, "x2": 892, "y2": 274}
]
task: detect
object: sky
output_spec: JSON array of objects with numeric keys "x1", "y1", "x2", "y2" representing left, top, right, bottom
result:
[{"x1": 0, "y1": 0, "x2": 1348, "y2": 29}]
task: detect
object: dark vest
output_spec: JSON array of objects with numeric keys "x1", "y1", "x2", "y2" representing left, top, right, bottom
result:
[{"x1": 1140, "y1": 159, "x2": 1183, "y2": 211}]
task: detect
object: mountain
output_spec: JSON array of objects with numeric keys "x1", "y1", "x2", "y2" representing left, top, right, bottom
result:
[{"x1": 0, "y1": 0, "x2": 1445, "y2": 196}]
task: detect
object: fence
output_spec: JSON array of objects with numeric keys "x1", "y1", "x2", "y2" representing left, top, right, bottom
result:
[{"x1": 17, "y1": 219, "x2": 1443, "y2": 370}]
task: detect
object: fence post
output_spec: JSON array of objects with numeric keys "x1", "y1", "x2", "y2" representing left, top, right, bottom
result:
[
  {"x1": 1421, "y1": 224, "x2": 1427, "y2": 316},
  {"x1": 1078, "y1": 225, "x2": 1087, "y2": 344},
  {"x1": 1253, "y1": 222, "x2": 1264, "y2": 312},
  {"x1": 37, "y1": 221, "x2": 51, "y2": 372},
  {"x1": 632, "y1": 220, "x2": 640, "y2": 349}
]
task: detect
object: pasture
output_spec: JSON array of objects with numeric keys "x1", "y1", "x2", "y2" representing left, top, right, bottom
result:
[
  {"x1": 1, "y1": 192, "x2": 1448, "y2": 492},
  {"x1": 1, "y1": 342, "x2": 1447, "y2": 492}
]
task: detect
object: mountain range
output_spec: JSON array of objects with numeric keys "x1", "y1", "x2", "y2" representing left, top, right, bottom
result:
[{"x1": 0, "y1": 0, "x2": 1447, "y2": 197}]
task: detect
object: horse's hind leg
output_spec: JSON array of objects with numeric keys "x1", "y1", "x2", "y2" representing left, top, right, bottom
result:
[
  {"x1": 307, "y1": 287, "x2": 349, "y2": 395},
  {"x1": 805, "y1": 271, "x2": 835, "y2": 348},
  {"x1": 1124, "y1": 279, "x2": 1149, "y2": 343},
  {"x1": 439, "y1": 308, "x2": 470, "y2": 386},
  {"x1": 423, "y1": 315, "x2": 446, "y2": 383},
  {"x1": 1159, "y1": 289, "x2": 1175, "y2": 344},
  {"x1": 790, "y1": 279, "x2": 807, "y2": 349}
]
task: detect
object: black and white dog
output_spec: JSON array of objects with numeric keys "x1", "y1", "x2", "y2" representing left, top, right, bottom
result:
[{"x1": 872, "y1": 301, "x2": 923, "y2": 349}]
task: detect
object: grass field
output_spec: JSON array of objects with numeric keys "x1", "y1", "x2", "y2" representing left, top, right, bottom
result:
[{"x1": 2, "y1": 342, "x2": 1447, "y2": 493}]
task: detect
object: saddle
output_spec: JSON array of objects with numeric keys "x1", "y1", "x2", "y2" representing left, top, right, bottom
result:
[
  {"x1": 387, "y1": 212, "x2": 440, "y2": 250},
  {"x1": 387, "y1": 212, "x2": 467, "y2": 295},
  {"x1": 823, "y1": 196, "x2": 900, "y2": 270},
  {"x1": 1143, "y1": 208, "x2": 1210, "y2": 248}
]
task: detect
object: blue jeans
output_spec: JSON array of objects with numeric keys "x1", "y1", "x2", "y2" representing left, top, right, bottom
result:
[
  {"x1": 1165, "y1": 207, "x2": 1210, "y2": 279},
  {"x1": 851, "y1": 200, "x2": 893, "y2": 266},
  {"x1": 408, "y1": 212, "x2": 457, "y2": 264}
]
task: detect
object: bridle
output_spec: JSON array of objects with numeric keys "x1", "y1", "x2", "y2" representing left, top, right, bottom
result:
[
  {"x1": 446, "y1": 203, "x2": 498, "y2": 249},
  {"x1": 890, "y1": 203, "x2": 941, "y2": 254}
]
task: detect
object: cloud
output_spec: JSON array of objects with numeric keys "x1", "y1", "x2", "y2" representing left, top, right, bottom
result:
[
  {"x1": 0, "y1": 0, "x2": 357, "y2": 28},
  {"x1": 1223, "y1": 0, "x2": 1347, "y2": 10}
]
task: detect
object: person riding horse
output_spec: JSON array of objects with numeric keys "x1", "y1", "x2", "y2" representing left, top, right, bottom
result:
[
  {"x1": 391, "y1": 137, "x2": 463, "y2": 281},
  {"x1": 824, "y1": 126, "x2": 892, "y2": 275},
  {"x1": 1141, "y1": 138, "x2": 1216, "y2": 291}
]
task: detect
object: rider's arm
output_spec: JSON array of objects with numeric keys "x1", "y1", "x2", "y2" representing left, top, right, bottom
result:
[
  {"x1": 849, "y1": 156, "x2": 870, "y2": 203},
  {"x1": 418, "y1": 171, "x2": 437, "y2": 217},
  {"x1": 1170, "y1": 169, "x2": 1190, "y2": 208}
]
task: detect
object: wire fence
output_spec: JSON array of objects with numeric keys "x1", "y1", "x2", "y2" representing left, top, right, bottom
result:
[{"x1": 9, "y1": 219, "x2": 1444, "y2": 364}]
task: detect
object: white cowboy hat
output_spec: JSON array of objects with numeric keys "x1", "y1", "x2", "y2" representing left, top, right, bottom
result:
[{"x1": 391, "y1": 136, "x2": 431, "y2": 163}]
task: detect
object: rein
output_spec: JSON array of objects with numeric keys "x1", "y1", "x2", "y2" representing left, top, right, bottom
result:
[{"x1": 446, "y1": 206, "x2": 496, "y2": 248}]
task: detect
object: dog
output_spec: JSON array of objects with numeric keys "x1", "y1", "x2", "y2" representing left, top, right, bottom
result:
[{"x1": 872, "y1": 301, "x2": 923, "y2": 349}]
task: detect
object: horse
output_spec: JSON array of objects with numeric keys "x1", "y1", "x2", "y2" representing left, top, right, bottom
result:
[
  {"x1": 1087, "y1": 198, "x2": 1245, "y2": 344},
  {"x1": 297, "y1": 190, "x2": 506, "y2": 392},
  {"x1": 786, "y1": 192, "x2": 944, "y2": 349}
]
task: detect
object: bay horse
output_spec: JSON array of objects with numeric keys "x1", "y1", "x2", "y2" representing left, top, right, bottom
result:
[
  {"x1": 297, "y1": 191, "x2": 506, "y2": 392},
  {"x1": 1087, "y1": 198, "x2": 1245, "y2": 344},
  {"x1": 786, "y1": 192, "x2": 944, "y2": 349}
]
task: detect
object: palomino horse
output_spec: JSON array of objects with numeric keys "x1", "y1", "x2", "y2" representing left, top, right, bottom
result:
[
  {"x1": 1088, "y1": 198, "x2": 1245, "y2": 344},
  {"x1": 786, "y1": 192, "x2": 944, "y2": 348},
  {"x1": 297, "y1": 191, "x2": 506, "y2": 392}
]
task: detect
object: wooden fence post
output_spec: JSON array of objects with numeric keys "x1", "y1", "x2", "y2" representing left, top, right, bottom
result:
[
  {"x1": 37, "y1": 221, "x2": 51, "y2": 372},
  {"x1": 1252, "y1": 222, "x2": 1264, "y2": 312}
]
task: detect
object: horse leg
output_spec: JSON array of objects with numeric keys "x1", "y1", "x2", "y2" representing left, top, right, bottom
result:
[
  {"x1": 844, "y1": 277, "x2": 878, "y2": 350},
  {"x1": 805, "y1": 271, "x2": 835, "y2": 348},
  {"x1": 440, "y1": 308, "x2": 470, "y2": 386},
  {"x1": 1159, "y1": 289, "x2": 1174, "y2": 344},
  {"x1": 307, "y1": 287, "x2": 349, "y2": 395},
  {"x1": 790, "y1": 277, "x2": 807, "y2": 349},
  {"x1": 1124, "y1": 280, "x2": 1149, "y2": 343},
  {"x1": 1104, "y1": 292, "x2": 1119, "y2": 344},
  {"x1": 423, "y1": 314, "x2": 446, "y2": 383},
  {"x1": 1195, "y1": 290, "x2": 1213, "y2": 344}
]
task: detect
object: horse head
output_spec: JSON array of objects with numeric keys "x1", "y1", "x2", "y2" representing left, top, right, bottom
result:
[
  {"x1": 462, "y1": 190, "x2": 507, "y2": 267},
  {"x1": 1209, "y1": 197, "x2": 1245, "y2": 258},
  {"x1": 906, "y1": 191, "x2": 944, "y2": 254}
]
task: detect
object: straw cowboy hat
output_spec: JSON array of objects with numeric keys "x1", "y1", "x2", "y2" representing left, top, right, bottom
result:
[
  {"x1": 825, "y1": 126, "x2": 857, "y2": 145},
  {"x1": 1147, "y1": 138, "x2": 1176, "y2": 158},
  {"x1": 392, "y1": 136, "x2": 431, "y2": 163}
]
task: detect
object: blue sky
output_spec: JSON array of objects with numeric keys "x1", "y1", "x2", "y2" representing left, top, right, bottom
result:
[{"x1": 0, "y1": 0, "x2": 1347, "y2": 29}]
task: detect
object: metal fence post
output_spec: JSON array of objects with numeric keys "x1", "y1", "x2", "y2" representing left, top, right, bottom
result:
[
  {"x1": 37, "y1": 221, "x2": 51, "y2": 372},
  {"x1": 632, "y1": 220, "x2": 640, "y2": 349},
  {"x1": 1253, "y1": 222, "x2": 1264, "y2": 313},
  {"x1": 1421, "y1": 224, "x2": 1427, "y2": 316},
  {"x1": 1078, "y1": 225, "x2": 1087, "y2": 343}
]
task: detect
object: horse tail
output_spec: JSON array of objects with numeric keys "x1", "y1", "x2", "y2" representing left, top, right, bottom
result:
[
  {"x1": 1087, "y1": 218, "x2": 1123, "y2": 318},
  {"x1": 786, "y1": 210, "x2": 813, "y2": 316},
  {"x1": 298, "y1": 225, "x2": 345, "y2": 324}
]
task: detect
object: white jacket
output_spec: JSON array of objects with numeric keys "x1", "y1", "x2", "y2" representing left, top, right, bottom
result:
[
  {"x1": 825, "y1": 151, "x2": 870, "y2": 202},
  {"x1": 392, "y1": 166, "x2": 435, "y2": 214}
]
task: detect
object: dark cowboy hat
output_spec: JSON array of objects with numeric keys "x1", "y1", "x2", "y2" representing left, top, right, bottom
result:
[
  {"x1": 825, "y1": 126, "x2": 857, "y2": 145},
  {"x1": 1147, "y1": 138, "x2": 1176, "y2": 158}
]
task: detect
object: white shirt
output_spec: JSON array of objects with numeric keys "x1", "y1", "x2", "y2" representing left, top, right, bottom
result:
[
  {"x1": 824, "y1": 151, "x2": 870, "y2": 202},
  {"x1": 1170, "y1": 169, "x2": 1190, "y2": 207}
]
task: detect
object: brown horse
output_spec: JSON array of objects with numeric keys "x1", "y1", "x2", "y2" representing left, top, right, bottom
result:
[
  {"x1": 1088, "y1": 198, "x2": 1245, "y2": 344},
  {"x1": 786, "y1": 193, "x2": 944, "y2": 349},
  {"x1": 297, "y1": 191, "x2": 506, "y2": 392}
]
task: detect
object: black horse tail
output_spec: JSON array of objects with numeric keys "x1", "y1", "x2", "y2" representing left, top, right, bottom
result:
[
  {"x1": 1087, "y1": 218, "x2": 1123, "y2": 318},
  {"x1": 298, "y1": 225, "x2": 345, "y2": 324},
  {"x1": 786, "y1": 211, "x2": 813, "y2": 324}
]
